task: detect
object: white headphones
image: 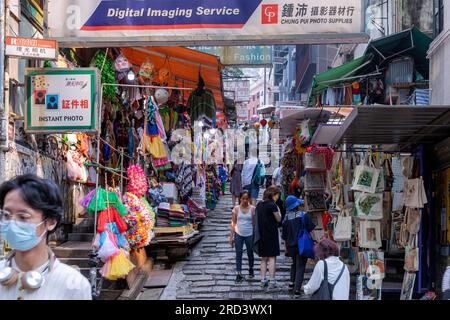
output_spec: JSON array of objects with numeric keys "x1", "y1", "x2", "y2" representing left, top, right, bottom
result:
[{"x1": 0, "y1": 247, "x2": 55, "y2": 291}]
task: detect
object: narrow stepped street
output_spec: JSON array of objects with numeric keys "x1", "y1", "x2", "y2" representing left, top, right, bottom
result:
[{"x1": 156, "y1": 190, "x2": 313, "y2": 300}]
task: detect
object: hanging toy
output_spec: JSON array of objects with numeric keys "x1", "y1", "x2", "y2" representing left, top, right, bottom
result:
[
  {"x1": 158, "y1": 68, "x2": 171, "y2": 84},
  {"x1": 114, "y1": 54, "x2": 131, "y2": 72},
  {"x1": 139, "y1": 58, "x2": 155, "y2": 81},
  {"x1": 155, "y1": 89, "x2": 170, "y2": 105},
  {"x1": 268, "y1": 120, "x2": 275, "y2": 129},
  {"x1": 126, "y1": 165, "x2": 148, "y2": 197},
  {"x1": 254, "y1": 122, "x2": 261, "y2": 130},
  {"x1": 352, "y1": 81, "x2": 362, "y2": 106}
]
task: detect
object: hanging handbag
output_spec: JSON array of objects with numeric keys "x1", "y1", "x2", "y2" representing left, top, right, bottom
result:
[
  {"x1": 404, "y1": 235, "x2": 419, "y2": 272},
  {"x1": 352, "y1": 163, "x2": 380, "y2": 194},
  {"x1": 359, "y1": 220, "x2": 382, "y2": 249},
  {"x1": 405, "y1": 207, "x2": 421, "y2": 235},
  {"x1": 355, "y1": 192, "x2": 383, "y2": 220},
  {"x1": 404, "y1": 178, "x2": 428, "y2": 208},
  {"x1": 334, "y1": 208, "x2": 352, "y2": 242}
]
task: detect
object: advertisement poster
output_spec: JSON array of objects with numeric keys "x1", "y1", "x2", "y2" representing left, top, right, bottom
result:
[
  {"x1": 47, "y1": 0, "x2": 366, "y2": 46},
  {"x1": 189, "y1": 46, "x2": 273, "y2": 66},
  {"x1": 25, "y1": 68, "x2": 99, "y2": 133}
]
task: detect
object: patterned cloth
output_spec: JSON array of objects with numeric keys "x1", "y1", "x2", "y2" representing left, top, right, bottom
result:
[{"x1": 175, "y1": 163, "x2": 194, "y2": 200}]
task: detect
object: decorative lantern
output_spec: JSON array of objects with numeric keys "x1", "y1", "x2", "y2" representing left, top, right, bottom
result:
[
  {"x1": 158, "y1": 68, "x2": 171, "y2": 84},
  {"x1": 268, "y1": 120, "x2": 275, "y2": 128},
  {"x1": 260, "y1": 119, "x2": 267, "y2": 127},
  {"x1": 253, "y1": 122, "x2": 261, "y2": 130}
]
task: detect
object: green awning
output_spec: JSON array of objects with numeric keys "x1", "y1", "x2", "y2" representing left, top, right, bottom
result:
[
  {"x1": 308, "y1": 55, "x2": 371, "y2": 106},
  {"x1": 307, "y1": 27, "x2": 432, "y2": 107},
  {"x1": 364, "y1": 27, "x2": 432, "y2": 79}
]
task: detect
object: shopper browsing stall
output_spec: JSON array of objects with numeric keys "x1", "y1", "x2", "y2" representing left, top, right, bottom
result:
[
  {"x1": 303, "y1": 238, "x2": 350, "y2": 300},
  {"x1": 254, "y1": 186, "x2": 282, "y2": 289},
  {"x1": 230, "y1": 191, "x2": 256, "y2": 283},
  {"x1": 0, "y1": 175, "x2": 91, "y2": 300},
  {"x1": 282, "y1": 196, "x2": 315, "y2": 295}
]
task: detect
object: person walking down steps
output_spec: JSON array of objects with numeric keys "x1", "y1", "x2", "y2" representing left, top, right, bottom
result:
[
  {"x1": 254, "y1": 186, "x2": 282, "y2": 289},
  {"x1": 230, "y1": 191, "x2": 256, "y2": 283},
  {"x1": 282, "y1": 196, "x2": 315, "y2": 296}
]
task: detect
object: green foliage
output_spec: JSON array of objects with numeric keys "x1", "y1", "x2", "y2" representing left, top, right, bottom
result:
[{"x1": 91, "y1": 50, "x2": 117, "y2": 102}]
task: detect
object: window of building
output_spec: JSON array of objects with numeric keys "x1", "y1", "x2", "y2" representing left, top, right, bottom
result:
[{"x1": 434, "y1": 0, "x2": 444, "y2": 38}]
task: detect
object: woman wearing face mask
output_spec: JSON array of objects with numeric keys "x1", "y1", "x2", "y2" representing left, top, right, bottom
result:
[{"x1": 0, "y1": 174, "x2": 91, "y2": 300}]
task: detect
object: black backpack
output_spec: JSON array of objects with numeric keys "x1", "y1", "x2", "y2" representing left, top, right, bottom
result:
[{"x1": 311, "y1": 260, "x2": 345, "y2": 300}]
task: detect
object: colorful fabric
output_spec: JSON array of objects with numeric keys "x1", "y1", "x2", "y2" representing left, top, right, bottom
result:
[{"x1": 87, "y1": 188, "x2": 127, "y2": 217}]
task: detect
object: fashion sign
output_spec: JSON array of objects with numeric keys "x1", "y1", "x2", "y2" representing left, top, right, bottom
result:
[{"x1": 46, "y1": 0, "x2": 367, "y2": 47}]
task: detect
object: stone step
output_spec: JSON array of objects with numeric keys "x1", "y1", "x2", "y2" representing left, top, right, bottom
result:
[
  {"x1": 72, "y1": 225, "x2": 94, "y2": 233},
  {"x1": 68, "y1": 233, "x2": 94, "y2": 242},
  {"x1": 75, "y1": 217, "x2": 95, "y2": 226},
  {"x1": 53, "y1": 241, "x2": 92, "y2": 258},
  {"x1": 60, "y1": 257, "x2": 91, "y2": 269}
]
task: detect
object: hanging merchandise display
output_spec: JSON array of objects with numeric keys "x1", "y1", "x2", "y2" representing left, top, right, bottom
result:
[
  {"x1": 139, "y1": 58, "x2": 155, "y2": 81},
  {"x1": 188, "y1": 75, "x2": 216, "y2": 126}
]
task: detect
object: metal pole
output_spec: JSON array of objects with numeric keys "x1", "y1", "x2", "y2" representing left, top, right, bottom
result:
[
  {"x1": 0, "y1": 0, "x2": 8, "y2": 186},
  {"x1": 120, "y1": 147, "x2": 124, "y2": 195},
  {"x1": 89, "y1": 83, "x2": 103, "y2": 300},
  {"x1": 264, "y1": 67, "x2": 267, "y2": 106}
]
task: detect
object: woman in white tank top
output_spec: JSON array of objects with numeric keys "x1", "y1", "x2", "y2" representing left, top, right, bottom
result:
[{"x1": 230, "y1": 191, "x2": 256, "y2": 283}]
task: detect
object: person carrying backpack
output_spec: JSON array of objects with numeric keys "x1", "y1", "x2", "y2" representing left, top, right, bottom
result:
[
  {"x1": 303, "y1": 238, "x2": 350, "y2": 300},
  {"x1": 281, "y1": 196, "x2": 315, "y2": 295},
  {"x1": 242, "y1": 157, "x2": 265, "y2": 205}
]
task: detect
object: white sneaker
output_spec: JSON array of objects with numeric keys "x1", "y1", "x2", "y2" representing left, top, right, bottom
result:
[{"x1": 268, "y1": 280, "x2": 279, "y2": 289}]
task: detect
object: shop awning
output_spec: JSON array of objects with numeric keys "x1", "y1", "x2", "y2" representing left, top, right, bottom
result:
[
  {"x1": 308, "y1": 56, "x2": 372, "y2": 106},
  {"x1": 120, "y1": 46, "x2": 224, "y2": 109},
  {"x1": 279, "y1": 107, "x2": 331, "y2": 138},
  {"x1": 364, "y1": 27, "x2": 432, "y2": 79},
  {"x1": 331, "y1": 106, "x2": 450, "y2": 150}
]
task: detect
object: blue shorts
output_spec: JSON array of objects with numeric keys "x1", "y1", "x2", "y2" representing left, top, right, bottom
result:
[{"x1": 244, "y1": 184, "x2": 259, "y2": 199}]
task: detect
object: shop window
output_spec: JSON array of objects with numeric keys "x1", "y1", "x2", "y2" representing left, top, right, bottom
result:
[{"x1": 434, "y1": 0, "x2": 444, "y2": 38}]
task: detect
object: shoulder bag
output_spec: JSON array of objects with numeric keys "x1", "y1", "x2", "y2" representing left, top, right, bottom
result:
[{"x1": 311, "y1": 260, "x2": 346, "y2": 300}]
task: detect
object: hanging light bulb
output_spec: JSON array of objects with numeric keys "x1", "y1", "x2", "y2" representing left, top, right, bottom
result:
[
  {"x1": 204, "y1": 132, "x2": 210, "y2": 139},
  {"x1": 210, "y1": 128, "x2": 216, "y2": 135},
  {"x1": 127, "y1": 70, "x2": 136, "y2": 81},
  {"x1": 197, "y1": 120, "x2": 204, "y2": 128}
]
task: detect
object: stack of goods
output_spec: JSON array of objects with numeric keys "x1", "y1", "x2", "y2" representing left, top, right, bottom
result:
[
  {"x1": 186, "y1": 198, "x2": 208, "y2": 221},
  {"x1": 205, "y1": 165, "x2": 221, "y2": 210},
  {"x1": 156, "y1": 202, "x2": 171, "y2": 227},
  {"x1": 168, "y1": 204, "x2": 188, "y2": 227}
]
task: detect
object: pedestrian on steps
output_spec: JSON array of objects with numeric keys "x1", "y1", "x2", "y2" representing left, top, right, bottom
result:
[
  {"x1": 254, "y1": 186, "x2": 282, "y2": 289},
  {"x1": 230, "y1": 160, "x2": 243, "y2": 209},
  {"x1": 303, "y1": 238, "x2": 350, "y2": 300},
  {"x1": 0, "y1": 174, "x2": 91, "y2": 300},
  {"x1": 282, "y1": 196, "x2": 315, "y2": 295},
  {"x1": 230, "y1": 191, "x2": 256, "y2": 283}
]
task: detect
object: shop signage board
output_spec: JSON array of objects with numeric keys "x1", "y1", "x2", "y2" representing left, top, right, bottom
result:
[
  {"x1": 236, "y1": 102, "x2": 249, "y2": 119},
  {"x1": 46, "y1": 0, "x2": 368, "y2": 47},
  {"x1": 25, "y1": 68, "x2": 99, "y2": 133},
  {"x1": 188, "y1": 46, "x2": 273, "y2": 66},
  {"x1": 224, "y1": 80, "x2": 250, "y2": 102},
  {"x1": 5, "y1": 37, "x2": 58, "y2": 60}
]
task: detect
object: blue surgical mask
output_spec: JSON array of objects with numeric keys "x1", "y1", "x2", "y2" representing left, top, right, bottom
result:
[{"x1": 0, "y1": 220, "x2": 47, "y2": 251}]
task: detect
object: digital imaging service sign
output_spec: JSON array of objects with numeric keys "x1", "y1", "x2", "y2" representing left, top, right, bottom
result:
[
  {"x1": 46, "y1": 0, "x2": 367, "y2": 46},
  {"x1": 25, "y1": 68, "x2": 99, "y2": 133}
]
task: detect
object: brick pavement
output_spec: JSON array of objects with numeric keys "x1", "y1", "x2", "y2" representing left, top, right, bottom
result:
[{"x1": 158, "y1": 190, "x2": 313, "y2": 300}]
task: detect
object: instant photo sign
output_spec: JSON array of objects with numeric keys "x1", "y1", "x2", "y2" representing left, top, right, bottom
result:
[
  {"x1": 25, "y1": 68, "x2": 99, "y2": 134},
  {"x1": 46, "y1": 0, "x2": 367, "y2": 47}
]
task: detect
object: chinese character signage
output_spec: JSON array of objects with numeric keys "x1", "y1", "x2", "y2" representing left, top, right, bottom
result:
[
  {"x1": 224, "y1": 81, "x2": 251, "y2": 102},
  {"x1": 6, "y1": 37, "x2": 58, "y2": 60},
  {"x1": 25, "y1": 69, "x2": 99, "y2": 133},
  {"x1": 189, "y1": 46, "x2": 273, "y2": 66},
  {"x1": 46, "y1": 0, "x2": 366, "y2": 47}
]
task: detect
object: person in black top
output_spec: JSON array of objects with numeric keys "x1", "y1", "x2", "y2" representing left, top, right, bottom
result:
[
  {"x1": 254, "y1": 186, "x2": 282, "y2": 289},
  {"x1": 282, "y1": 195, "x2": 315, "y2": 295}
]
